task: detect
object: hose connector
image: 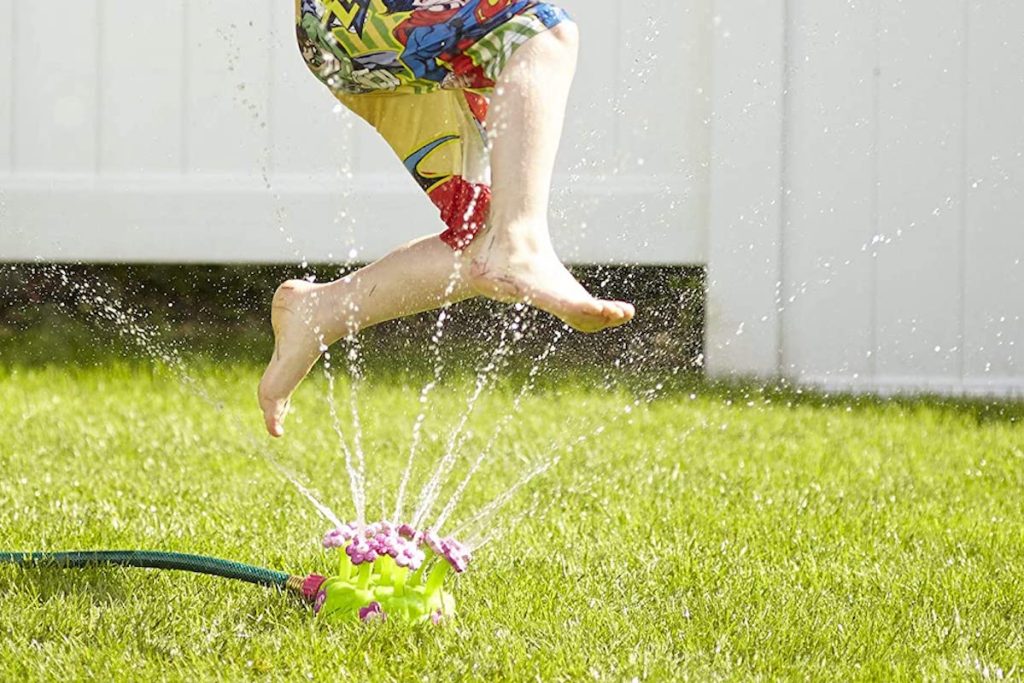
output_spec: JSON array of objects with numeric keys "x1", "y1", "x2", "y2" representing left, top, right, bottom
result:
[{"x1": 285, "y1": 574, "x2": 327, "y2": 602}]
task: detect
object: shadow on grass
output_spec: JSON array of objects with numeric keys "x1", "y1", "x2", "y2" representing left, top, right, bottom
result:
[
  {"x1": 1, "y1": 263, "x2": 1021, "y2": 425},
  {"x1": 0, "y1": 566, "x2": 130, "y2": 607},
  {"x1": 0, "y1": 263, "x2": 704, "y2": 372},
  {"x1": 692, "y1": 377, "x2": 1024, "y2": 426}
]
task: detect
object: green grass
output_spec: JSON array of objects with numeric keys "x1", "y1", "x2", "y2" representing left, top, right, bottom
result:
[{"x1": 1, "y1": 358, "x2": 1022, "y2": 681}]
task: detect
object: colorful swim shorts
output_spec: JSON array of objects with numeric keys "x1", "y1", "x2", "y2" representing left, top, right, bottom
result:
[{"x1": 295, "y1": 0, "x2": 572, "y2": 249}]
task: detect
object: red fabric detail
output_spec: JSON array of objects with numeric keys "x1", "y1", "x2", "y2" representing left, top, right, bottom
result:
[
  {"x1": 447, "y1": 54, "x2": 494, "y2": 89},
  {"x1": 464, "y1": 91, "x2": 489, "y2": 124},
  {"x1": 429, "y1": 175, "x2": 492, "y2": 250}
]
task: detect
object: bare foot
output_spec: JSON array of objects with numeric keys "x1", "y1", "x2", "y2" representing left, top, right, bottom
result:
[
  {"x1": 258, "y1": 280, "x2": 330, "y2": 437},
  {"x1": 466, "y1": 236, "x2": 635, "y2": 333}
]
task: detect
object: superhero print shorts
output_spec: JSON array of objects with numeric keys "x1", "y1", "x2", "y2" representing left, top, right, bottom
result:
[{"x1": 296, "y1": 0, "x2": 572, "y2": 249}]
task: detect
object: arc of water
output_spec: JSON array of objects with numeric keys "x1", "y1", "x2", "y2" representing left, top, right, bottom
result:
[
  {"x1": 450, "y1": 384, "x2": 664, "y2": 541},
  {"x1": 251, "y1": 14, "x2": 367, "y2": 526},
  {"x1": 391, "y1": 263, "x2": 465, "y2": 523},
  {"x1": 30, "y1": 26, "x2": 370, "y2": 530},
  {"x1": 40, "y1": 265, "x2": 344, "y2": 527},
  {"x1": 432, "y1": 327, "x2": 565, "y2": 533},
  {"x1": 449, "y1": 456, "x2": 560, "y2": 540},
  {"x1": 410, "y1": 308, "x2": 522, "y2": 529},
  {"x1": 324, "y1": 358, "x2": 365, "y2": 524},
  {"x1": 464, "y1": 490, "x2": 547, "y2": 553},
  {"x1": 268, "y1": 460, "x2": 346, "y2": 529},
  {"x1": 392, "y1": 184, "x2": 490, "y2": 524},
  {"x1": 227, "y1": 21, "x2": 350, "y2": 522},
  {"x1": 324, "y1": 132, "x2": 371, "y2": 521},
  {"x1": 319, "y1": 272, "x2": 372, "y2": 524},
  {"x1": 345, "y1": 336, "x2": 368, "y2": 521}
]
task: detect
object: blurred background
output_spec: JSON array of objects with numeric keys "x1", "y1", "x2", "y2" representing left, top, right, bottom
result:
[{"x1": 0, "y1": 0, "x2": 1021, "y2": 395}]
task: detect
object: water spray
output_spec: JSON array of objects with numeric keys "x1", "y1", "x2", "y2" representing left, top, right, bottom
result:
[{"x1": 0, "y1": 522, "x2": 469, "y2": 626}]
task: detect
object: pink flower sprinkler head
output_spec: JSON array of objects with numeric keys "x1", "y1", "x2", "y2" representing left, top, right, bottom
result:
[
  {"x1": 315, "y1": 521, "x2": 468, "y2": 625},
  {"x1": 322, "y1": 524, "x2": 359, "y2": 549},
  {"x1": 439, "y1": 537, "x2": 471, "y2": 574}
]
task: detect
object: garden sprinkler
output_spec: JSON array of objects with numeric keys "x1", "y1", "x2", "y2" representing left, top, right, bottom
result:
[
  {"x1": 315, "y1": 521, "x2": 469, "y2": 624},
  {"x1": 0, "y1": 522, "x2": 470, "y2": 626}
]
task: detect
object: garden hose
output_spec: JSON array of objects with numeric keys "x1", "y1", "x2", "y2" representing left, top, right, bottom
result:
[
  {"x1": 0, "y1": 550, "x2": 324, "y2": 601},
  {"x1": 0, "y1": 522, "x2": 470, "y2": 625}
]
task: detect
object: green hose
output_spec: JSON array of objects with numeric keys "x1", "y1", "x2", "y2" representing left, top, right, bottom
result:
[
  {"x1": 0, "y1": 551, "x2": 291, "y2": 589},
  {"x1": 0, "y1": 548, "x2": 457, "y2": 624}
]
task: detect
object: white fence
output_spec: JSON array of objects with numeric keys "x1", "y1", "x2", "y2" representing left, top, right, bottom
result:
[
  {"x1": 1, "y1": 0, "x2": 1022, "y2": 396},
  {"x1": 707, "y1": 0, "x2": 1023, "y2": 396},
  {"x1": 0, "y1": 0, "x2": 707, "y2": 266}
]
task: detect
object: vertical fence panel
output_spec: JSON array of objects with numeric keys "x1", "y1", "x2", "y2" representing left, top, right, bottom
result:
[
  {"x1": 12, "y1": 2, "x2": 99, "y2": 172},
  {"x1": 0, "y1": 1, "x2": 13, "y2": 171},
  {"x1": 555, "y1": 0, "x2": 619, "y2": 177},
  {"x1": 706, "y1": 0, "x2": 787, "y2": 376},
  {"x1": 99, "y1": 1, "x2": 184, "y2": 173},
  {"x1": 874, "y1": 0, "x2": 966, "y2": 384},
  {"x1": 615, "y1": 0, "x2": 705, "y2": 176},
  {"x1": 546, "y1": 0, "x2": 619, "y2": 262},
  {"x1": 542, "y1": 0, "x2": 629, "y2": 263},
  {"x1": 613, "y1": 0, "x2": 710, "y2": 264},
  {"x1": 185, "y1": 2, "x2": 272, "y2": 174},
  {"x1": 781, "y1": 0, "x2": 878, "y2": 383},
  {"x1": 964, "y1": 1, "x2": 1024, "y2": 386}
]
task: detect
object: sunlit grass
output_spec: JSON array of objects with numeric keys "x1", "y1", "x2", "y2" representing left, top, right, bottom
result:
[{"x1": 0, "y1": 360, "x2": 1022, "y2": 681}]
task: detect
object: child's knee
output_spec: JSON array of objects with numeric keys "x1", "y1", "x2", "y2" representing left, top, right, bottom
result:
[
  {"x1": 549, "y1": 20, "x2": 580, "y2": 54},
  {"x1": 516, "y1": 22, "x2": 578, "y2": 79}
]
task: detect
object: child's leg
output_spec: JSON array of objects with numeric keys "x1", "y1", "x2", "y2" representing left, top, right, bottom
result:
[
  {"x1": 260, "y1": 14, "x2": 633, "y2": 437},
  {"x1": 258, "y1": 234, "x2": 473, "y2": 437},
  {"x1": 259, "y1": 89, "x2": 490, "y2": 437},
  {"x1": 465, "y1": 22, "x2": 635, "y2": 333}
]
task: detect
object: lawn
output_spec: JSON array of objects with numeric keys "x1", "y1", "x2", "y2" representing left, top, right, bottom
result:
[{"x1": 0, "y1": 354, "x2": 1022, "y2": 681}]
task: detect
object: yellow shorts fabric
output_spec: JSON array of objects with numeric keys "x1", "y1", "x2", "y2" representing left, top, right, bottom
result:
[{"x1": 295, "y1": 0, "x2": 571, "y2": 248}]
